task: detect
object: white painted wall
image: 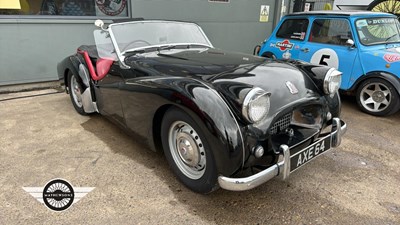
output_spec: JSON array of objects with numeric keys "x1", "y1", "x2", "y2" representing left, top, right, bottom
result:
[{"x1": 333, "y1": 0, "x2": 373, "y2": 10}]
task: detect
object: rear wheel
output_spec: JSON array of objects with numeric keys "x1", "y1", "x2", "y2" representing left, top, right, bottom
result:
[
  {"x1": 356, "y1": 78, "x2": 400, "y2": 116},
  {"x1": 161, "y1": 107, "x2": 218, "y2": 193},
  {"x1": 261, "y1": 51, "x2": 277, "y2": 59},
  {"x1": 68, "y1": 72, "x2": 86, "y2": 115}
]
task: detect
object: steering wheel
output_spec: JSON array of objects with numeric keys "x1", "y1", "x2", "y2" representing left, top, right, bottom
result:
[{"x1": 123, "y1": 40, "x2": 152, "y2": 51}]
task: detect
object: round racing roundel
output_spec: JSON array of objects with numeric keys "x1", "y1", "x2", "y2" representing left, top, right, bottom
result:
[{"x1": 310, "y1": 48, "x2": 339, "y2": 69}]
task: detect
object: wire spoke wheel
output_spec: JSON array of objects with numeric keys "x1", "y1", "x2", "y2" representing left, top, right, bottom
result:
[{"x1": 368, "y1": 0, "x2": 400, "y2": 17}]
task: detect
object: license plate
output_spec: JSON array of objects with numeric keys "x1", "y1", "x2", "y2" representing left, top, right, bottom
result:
[{"x1": 290, "y1": 136, "x2": 332, "y2": 172}]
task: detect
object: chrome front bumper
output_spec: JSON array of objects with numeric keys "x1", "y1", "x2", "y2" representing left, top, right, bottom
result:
[{"x1": 218, "y1": 117, "x2": 347, "y2": 191}]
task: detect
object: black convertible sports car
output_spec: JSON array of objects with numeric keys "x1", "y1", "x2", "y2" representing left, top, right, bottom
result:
[{"x1": 57, "y1": 19, "x2": 347, "y2": 193}]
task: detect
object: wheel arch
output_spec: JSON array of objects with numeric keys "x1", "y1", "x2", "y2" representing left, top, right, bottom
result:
[
  {"x1": 152, "y1": 104, "x2": 173, "y2": 152},
  {"x1": 59, "y1": 55, "x2": 84, "y2": 92},
  {"x1": 261, "y1": 51, "x2": 276, "y2": 59},
  {"x1": 349, "y1": 71, "x2": 400, "y2": 96},
  {"x1": 149, "y1": 81, "x2": 245, "y2": 176}
]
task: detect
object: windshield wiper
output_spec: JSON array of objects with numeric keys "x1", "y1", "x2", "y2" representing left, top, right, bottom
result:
[
  {"x1": 385, "y1": 34, "x2": 399, "y2": 42},
  {"x1": 157, "y1": 45, "x2": 177, "y2": 51},
  {"x1": 158, "y1": 44, "x2": 210, "y2": 51},
  {"x1": 125, "y1": 44, "x2": 211, "y2": 56}
]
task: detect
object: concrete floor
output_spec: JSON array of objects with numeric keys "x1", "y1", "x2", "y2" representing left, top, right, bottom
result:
[{"x1": 0, "y1": 90, "x2": 399, "y2": 224}]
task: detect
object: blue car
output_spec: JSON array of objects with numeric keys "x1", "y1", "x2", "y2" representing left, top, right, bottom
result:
[{"x1": 256, "y1": 11, "x2": 400, "y2": 116}]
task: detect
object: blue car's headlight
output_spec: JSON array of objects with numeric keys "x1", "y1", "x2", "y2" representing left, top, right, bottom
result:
[
  {"x1": 323, "y1": 68, "x2": 342, "y2": 97},
  {"x1": 242, "y1": 87, "x2": 271, "y2": 123}
]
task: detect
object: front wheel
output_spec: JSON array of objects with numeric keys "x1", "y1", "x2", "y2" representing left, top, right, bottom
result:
[
  {"x1": 356, "y1": 78, "x2": 400, "y2": 116},
  {"x1": 161, "y1": 107, "x2": 218, "y2": 193}
]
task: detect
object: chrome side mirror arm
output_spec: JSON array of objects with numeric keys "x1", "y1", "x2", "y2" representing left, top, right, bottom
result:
[
  {"x1": 94, "y1": 19, "x2": 130, "y2": 69},
  {"x1": 95, "y1": 19, "x2": 107, "y2": 32}
]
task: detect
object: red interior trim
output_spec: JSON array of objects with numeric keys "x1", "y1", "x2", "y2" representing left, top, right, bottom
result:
[
  {"x1": 77, "y1": 50, "x2": 112, "y2": 81},
  {"x1": 78, "y1": 50, "x2": 99, "y2": 80},
  {"x1": 96, "y1": 58, "x2": 113, "y2": 79}
]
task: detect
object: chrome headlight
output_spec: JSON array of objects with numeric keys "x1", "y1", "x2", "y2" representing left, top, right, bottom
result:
[
  {"x1": 242, "y1": 87, "x2": 271, "y2": 123},
  {"x1": 323, "y1": 68, "x2": 342, "y2": 97}
]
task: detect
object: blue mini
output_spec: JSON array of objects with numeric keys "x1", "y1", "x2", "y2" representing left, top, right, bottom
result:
[{"x1": 256, "y1": 11, "x2": 400, "y2": 116}]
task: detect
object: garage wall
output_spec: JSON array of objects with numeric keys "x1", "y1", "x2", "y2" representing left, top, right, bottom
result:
[
  {"x1": 0, "y1": 0, "x2": 280, "y2": 86},
  {"x1": 0, "y1": 20, "x2": 95, "y2": 85},
  {"x1": 131, "y1": 0, "x2": 277, "y2": 54}
]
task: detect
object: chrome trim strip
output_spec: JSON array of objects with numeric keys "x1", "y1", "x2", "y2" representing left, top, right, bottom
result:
[
  {"x1": 278, "y1": 145, "x2": 290, "y2": 180},
  {"x1": 331, "y1": 117, "x2": 347, "y2": 147},
  {"x1": 218, "y1": 163, "x2": 280, "y2": 191},
  {"x1": 218, "y1": 117, "x2": 346, "y2": 191},
  {"x1": 81, "y1": 88, "x2": 98, "y2": 113},
  {"x1": 107, "y1": 26, "x2": 129, "y2": 69},
  {"x1": 78, "y1": 63, "x2": 90, "y2": 87}
]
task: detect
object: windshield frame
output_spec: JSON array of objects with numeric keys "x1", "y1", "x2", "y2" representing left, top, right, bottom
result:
[
  {"x1": 106, "y1": 20, "x2": 214, "y2": 65},
  {"x1": 355, "y1": 17, "x2": 400, "y2": 46}
]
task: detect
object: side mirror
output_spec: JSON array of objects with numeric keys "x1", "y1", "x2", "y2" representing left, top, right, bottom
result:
[
  {"x1": 94, "y1": 19, "x2": 106, "y2": 31},
  {"x1": 345, "y1": 39, "x2": 355, "y2": 48}
]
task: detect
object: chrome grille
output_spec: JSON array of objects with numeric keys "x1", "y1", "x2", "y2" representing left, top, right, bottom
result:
[{"x1": 269, "y1": 113, "x2": 292, "y2": 135}]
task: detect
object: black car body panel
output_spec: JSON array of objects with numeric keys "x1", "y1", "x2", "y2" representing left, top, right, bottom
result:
[{"x1": 57, "y1": 20, "x2": 346, "y2": 192}]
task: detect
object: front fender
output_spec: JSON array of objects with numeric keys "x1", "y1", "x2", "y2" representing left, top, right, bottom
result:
[
  {"x1": 174, "y1": 79, "x2": 245, "y2": 176},
  {"x1": 350, "y1": 71, "x2": 400, "y2": 95},
  {"x1": 57, "y1": 54, "x2": 87, "y2": 90},
  {"x1": 143, "y1": 77, "x2": 245, "y2": 176}
]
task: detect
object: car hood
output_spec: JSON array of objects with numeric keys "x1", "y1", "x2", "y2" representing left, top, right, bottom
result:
[
  {"x1": 125, "y1": 48, "x2": 322, "y2": 123},
  {"x1": 124, "y1": 48, "x2": 266, "y2": 77}
]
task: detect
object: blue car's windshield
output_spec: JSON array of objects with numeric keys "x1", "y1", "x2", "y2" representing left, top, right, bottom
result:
[{"x1": 355, "y1": 17, "x2": 400, "y2": 46}]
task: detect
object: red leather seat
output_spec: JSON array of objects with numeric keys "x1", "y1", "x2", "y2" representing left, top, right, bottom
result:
[
  {"x1": 96, "y1": 58, "x2": 113, "y2": 80},
  {"x1": 78, "y1": 49, "x2": 113, "y2": 81}
]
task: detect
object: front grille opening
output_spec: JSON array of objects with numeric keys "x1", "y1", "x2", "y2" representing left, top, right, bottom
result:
[{"x1": 269, "y1": 112, "x2": 292, "y2": 135}]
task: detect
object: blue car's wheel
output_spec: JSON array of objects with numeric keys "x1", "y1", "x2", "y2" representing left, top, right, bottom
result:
[
  {"x1": 161, "y1": 107, "x2": 218, "y2": 193},
  {"x1": 356, "y1": 78, "x2": 400, "y2": 116}
]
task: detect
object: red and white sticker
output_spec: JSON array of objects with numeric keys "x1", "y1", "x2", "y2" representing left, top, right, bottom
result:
[
  {"x1": 383, "y1": 54, "x2": 400, "y2": 63},
  {"x1": 276, "y1": 40, "x2": 294, "y2": 51}
]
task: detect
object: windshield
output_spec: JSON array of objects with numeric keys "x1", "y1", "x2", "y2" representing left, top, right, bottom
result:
[
  {"x1": 355, "y1": 17, "x2": 400, "y2": 45},
  {"x1": 108, "y1": 21, "x2": 213, "y2": 54}
]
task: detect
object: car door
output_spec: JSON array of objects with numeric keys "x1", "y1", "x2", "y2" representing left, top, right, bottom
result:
[
  {"x1": 96, "y1": 64, "x2": 126, "y2": 126},
  {"x1": 298, "y1": 18, "x2": 358, "y2": 89}
]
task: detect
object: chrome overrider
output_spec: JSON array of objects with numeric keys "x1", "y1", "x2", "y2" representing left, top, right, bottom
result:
[{"x1": 218, "y1": 117, "x2": 347, "y2": 191}]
